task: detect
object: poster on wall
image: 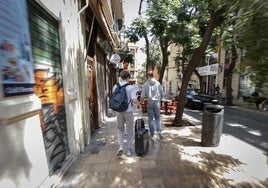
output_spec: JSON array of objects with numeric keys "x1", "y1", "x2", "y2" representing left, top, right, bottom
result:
[{"x1": 0, "y1": 0, "x2": 34, "y2": 97}]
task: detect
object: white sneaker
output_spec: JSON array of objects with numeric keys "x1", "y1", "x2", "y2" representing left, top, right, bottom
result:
[
  {"x1": 126, "y1": 150, "x2": 132, "y2": 156},
  {"x1": 116, "y1": 149, "x2": 124, "y2": 156},
  {"x1": 150, "y1": 135, "x2": 156, "y2": 141}
]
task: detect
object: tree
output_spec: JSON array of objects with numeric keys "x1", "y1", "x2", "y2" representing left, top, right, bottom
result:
[
  {"x1": 220, "y1": 15, "x2": 238, "y2": 105},
  {"x1": 134, "y1": 0, "x2": 225, "y2": 125},
  {"x1": 173, "y1": 0, "x2": 268, "y2": 124},
  {"x1": 233, "y1": 0, "x2": 268, "y2": 89},
  {"x1": 172, "y1": 1, "x2": 226, "y2": 126},
  {"x1": 125, "y1": 17, "x2": 151, "y2": 73},
  {"x1": 146, "y1": 0, "x2": 182, "y2": 83},
  {"x1": 136, "y1": 0, "x2": 267, "y2": 125},
  {"x1": 148, "y1": 43, "x2": 161, "y2": 70},
  {"x1": 117, "y1": 49, "x2": 134, "y2": 65},
  {"x1": 217, "y1": 0, "x2": 268, "y2": 105}
]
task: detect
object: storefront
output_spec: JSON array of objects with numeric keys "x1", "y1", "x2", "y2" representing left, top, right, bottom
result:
[
  {"x1": 0, "y1": 0, "x2": 122, "y2": 187},
  {"x1": 0, "y1": 0, "x2": 88, "y2": 187},
  {"x1": 0, "y1": 1, "x2": 49, "y2": 187},
  {"x1": 197, "y1": 63, "x2": 219, "y2": 94},
  {"x1": 27, "y1": 0, "x2": 69, "y2": 174}
]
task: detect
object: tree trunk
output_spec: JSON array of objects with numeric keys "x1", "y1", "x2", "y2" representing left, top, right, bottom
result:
[
  {"x1": 226, "y1": 43, "x2": 237, "y2": 106},
  {"x1": 158, "y1": 36, "x2": 169, "y2": 84},
  {"x1": 172, "y1": 8, "x2": 225, "y2": 126},
  {"x1": 138, "y1": 0, "x2": 144, "y2": 15},
  {"x1": 144, "y1": 34, "x2": 150, "y2": 73}
]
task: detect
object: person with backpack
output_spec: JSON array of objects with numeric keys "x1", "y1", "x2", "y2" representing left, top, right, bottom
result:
[
  {"x1": 110, "y1": 70, "x2": 139, "y2": 156},
  {"x1": 140, "y1": 71, "x2": 164, "y2": 140}
]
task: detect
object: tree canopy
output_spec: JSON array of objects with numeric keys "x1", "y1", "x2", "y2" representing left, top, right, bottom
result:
[
  {"x1": 233, "y1": 0, "x2": 268, "y2": 88},
  {"x1": 126, "y1": 0, "x2": 268, "y2": 124}
]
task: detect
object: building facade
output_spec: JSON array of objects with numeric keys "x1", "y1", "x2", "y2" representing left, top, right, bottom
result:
[{"x1": 0, "y1": 0, "x2": 123, "y2": 187}]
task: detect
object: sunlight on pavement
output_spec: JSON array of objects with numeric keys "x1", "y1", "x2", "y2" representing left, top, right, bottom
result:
[
  {"x1": 163, "y1": 127, "x2": 193, "y2": 136},
  {"x1": 119, "y1": 156, "x2": 137, "y2": 164},
  {"x1": 175, "y1": 124, "x2": 268, "y2": 186},
  {"x1": 183, "y1": 113, "x2": 202, "y2": 124},
  {"x1": 58, "y1": 173, "x2": 87, "y2": 187}
]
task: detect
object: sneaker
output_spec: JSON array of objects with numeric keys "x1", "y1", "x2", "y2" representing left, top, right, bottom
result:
[
  {"x1": 126, "y1": 150, "x2": 132, "y2": 156},
  {"x1": 150, "y1": 135, "x2": 156, "y2": 141},
  {"x1": 116, "y1": 149, "x2": 124, "y2": 157},
  {"x1": 158, "y1": 133, "x2": 163, "y2": 139}
]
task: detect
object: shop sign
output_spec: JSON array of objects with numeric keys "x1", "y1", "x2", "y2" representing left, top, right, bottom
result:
[
  {"x1": 0, "y1": 0, "x2": 34, "y2": 97},
  {"x1": 197, "y1": 64, "x2": 219, "y2": 76}
]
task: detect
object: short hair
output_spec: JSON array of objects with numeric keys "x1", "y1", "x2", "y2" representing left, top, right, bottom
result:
[
  {"x1": 147, "y1": 71, "x2": 153, "y2": 77},
  {"x1": 120, "y1": 70, "x2": 130, "y2": 80}
]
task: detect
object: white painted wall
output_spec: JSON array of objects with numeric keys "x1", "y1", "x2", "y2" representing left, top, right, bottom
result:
[{"x1": 0, "y1": 96, "x2": 48, "y2": 188}]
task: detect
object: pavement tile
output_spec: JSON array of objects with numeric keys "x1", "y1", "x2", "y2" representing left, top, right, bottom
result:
[
  {"x1": 98, "y1": 150, "x2": 115, "y2": 159},
  {"x1": 144, "y1": 178, "x2": 165, "y2": 188},
  {"x1": 56, "y1": 172, "x2": 89, "y2": 188},
  {"x1": 141, "y1": 167, "x2": 162, "y2": 179},
  {"x1": 139, "y1": 160, "x2": 157, "y2": 169}
]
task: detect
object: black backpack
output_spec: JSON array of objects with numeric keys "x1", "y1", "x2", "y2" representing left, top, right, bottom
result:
[{"x1": 109, "y1": 83, "x2": 130, "y2": 112}]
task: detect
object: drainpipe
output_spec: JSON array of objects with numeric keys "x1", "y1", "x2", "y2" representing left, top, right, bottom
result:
[
  {"x1": 78, "y1": 0, "x2": 96, "y2": 62},
  {"x1": 78, "y1": 0, "x2": 89, "y2": 15}
]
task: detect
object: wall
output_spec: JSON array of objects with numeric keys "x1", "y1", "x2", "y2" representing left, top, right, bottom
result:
[
  {"x1": 0, "y1": 0, "x2": 88, "y2": 187},
  {"x1": 0, "y1": 96, "x2": 48, "y2": 188},
  {"x1": 0, "y1": 1, "x2": 49, "y2": 187}
]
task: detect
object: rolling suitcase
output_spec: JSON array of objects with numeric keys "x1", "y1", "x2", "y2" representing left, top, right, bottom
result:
[{"x1": 135, "y1": 118, "x2": 149, "y2": 156}]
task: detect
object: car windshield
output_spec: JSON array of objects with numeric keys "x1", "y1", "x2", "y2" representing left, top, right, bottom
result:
[{"x1": 187, "y1": 90, "x2": 198, "y2": 95}]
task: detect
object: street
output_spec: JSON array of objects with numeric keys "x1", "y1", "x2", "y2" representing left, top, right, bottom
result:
[{"x1": 184, "y1": 106, "x2": 268, "y2": 155}]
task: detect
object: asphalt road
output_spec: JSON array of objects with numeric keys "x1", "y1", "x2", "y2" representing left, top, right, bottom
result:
[{"x1": 184, "y1": 106, "x2": 268, "y2": 155}]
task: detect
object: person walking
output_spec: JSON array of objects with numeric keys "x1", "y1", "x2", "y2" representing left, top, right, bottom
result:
[
  {"x1": 113, "y1": 70, "x2": 138, "y2": 156},
  {"x1": 140, "y1": 71, "x2": 163, "y2": 139}
]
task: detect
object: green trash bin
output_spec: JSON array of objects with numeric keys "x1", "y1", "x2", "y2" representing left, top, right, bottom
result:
[{"x1": 201, "y1": 104, "x2": 224, "y2": 147}]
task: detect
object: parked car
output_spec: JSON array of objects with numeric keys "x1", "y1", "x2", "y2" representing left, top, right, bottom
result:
[{"x1": 185, "y1": 89, "x2": 218, "y2": 110}]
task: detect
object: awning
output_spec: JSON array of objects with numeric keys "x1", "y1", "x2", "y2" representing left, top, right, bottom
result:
[{"x1": 88, "y1": 0, "x2": 117, "y2": 48}]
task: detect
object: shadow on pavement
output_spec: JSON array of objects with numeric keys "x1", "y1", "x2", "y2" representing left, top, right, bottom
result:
[{"x1": 57, "y1": 114, "x2": 268, "y2": 188}]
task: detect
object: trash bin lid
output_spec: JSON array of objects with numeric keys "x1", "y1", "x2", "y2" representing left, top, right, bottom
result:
[{"x1": 205, "y1": 104, "x2": 224, "y2": 112}]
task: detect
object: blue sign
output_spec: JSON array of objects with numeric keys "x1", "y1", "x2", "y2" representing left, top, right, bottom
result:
[{"x1": 0, "y1": 0, "x2": 34, "y2": 97}]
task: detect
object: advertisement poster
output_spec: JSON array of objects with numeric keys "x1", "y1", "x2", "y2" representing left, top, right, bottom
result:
[{"x1": 0, "y1": 0, "x2": 34, "y2": 97}]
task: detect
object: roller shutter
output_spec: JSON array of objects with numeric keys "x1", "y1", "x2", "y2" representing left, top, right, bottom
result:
[{"x1": 27, "y1": 0, "x2": 69, "y2": 174}]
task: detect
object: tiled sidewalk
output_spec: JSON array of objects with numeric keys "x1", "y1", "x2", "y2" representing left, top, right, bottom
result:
[{"x1": 56, "y1": 112, "x2": 268, "y2": 188}]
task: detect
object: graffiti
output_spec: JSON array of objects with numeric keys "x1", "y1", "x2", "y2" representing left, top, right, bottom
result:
[{"x1": 34, "y1": 69, "x2": 68, "y2": 174}]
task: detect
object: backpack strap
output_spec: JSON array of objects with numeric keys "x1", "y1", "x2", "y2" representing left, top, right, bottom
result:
[{"x1": 116, "y1": 82, "x2": 130, "y2": 88}]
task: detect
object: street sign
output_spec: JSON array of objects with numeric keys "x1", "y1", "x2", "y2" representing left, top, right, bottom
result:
[
  {"x1": 197, "y1": 64, "x2": 219, "y2": 76},
  {"x1": 110, "y1": 54, "x2": 121, "y2": 64}
]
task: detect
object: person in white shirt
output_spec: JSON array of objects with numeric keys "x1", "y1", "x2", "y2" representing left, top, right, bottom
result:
[{"x1": 113, "y1": 70, "x2": 139, "y2": 156}]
